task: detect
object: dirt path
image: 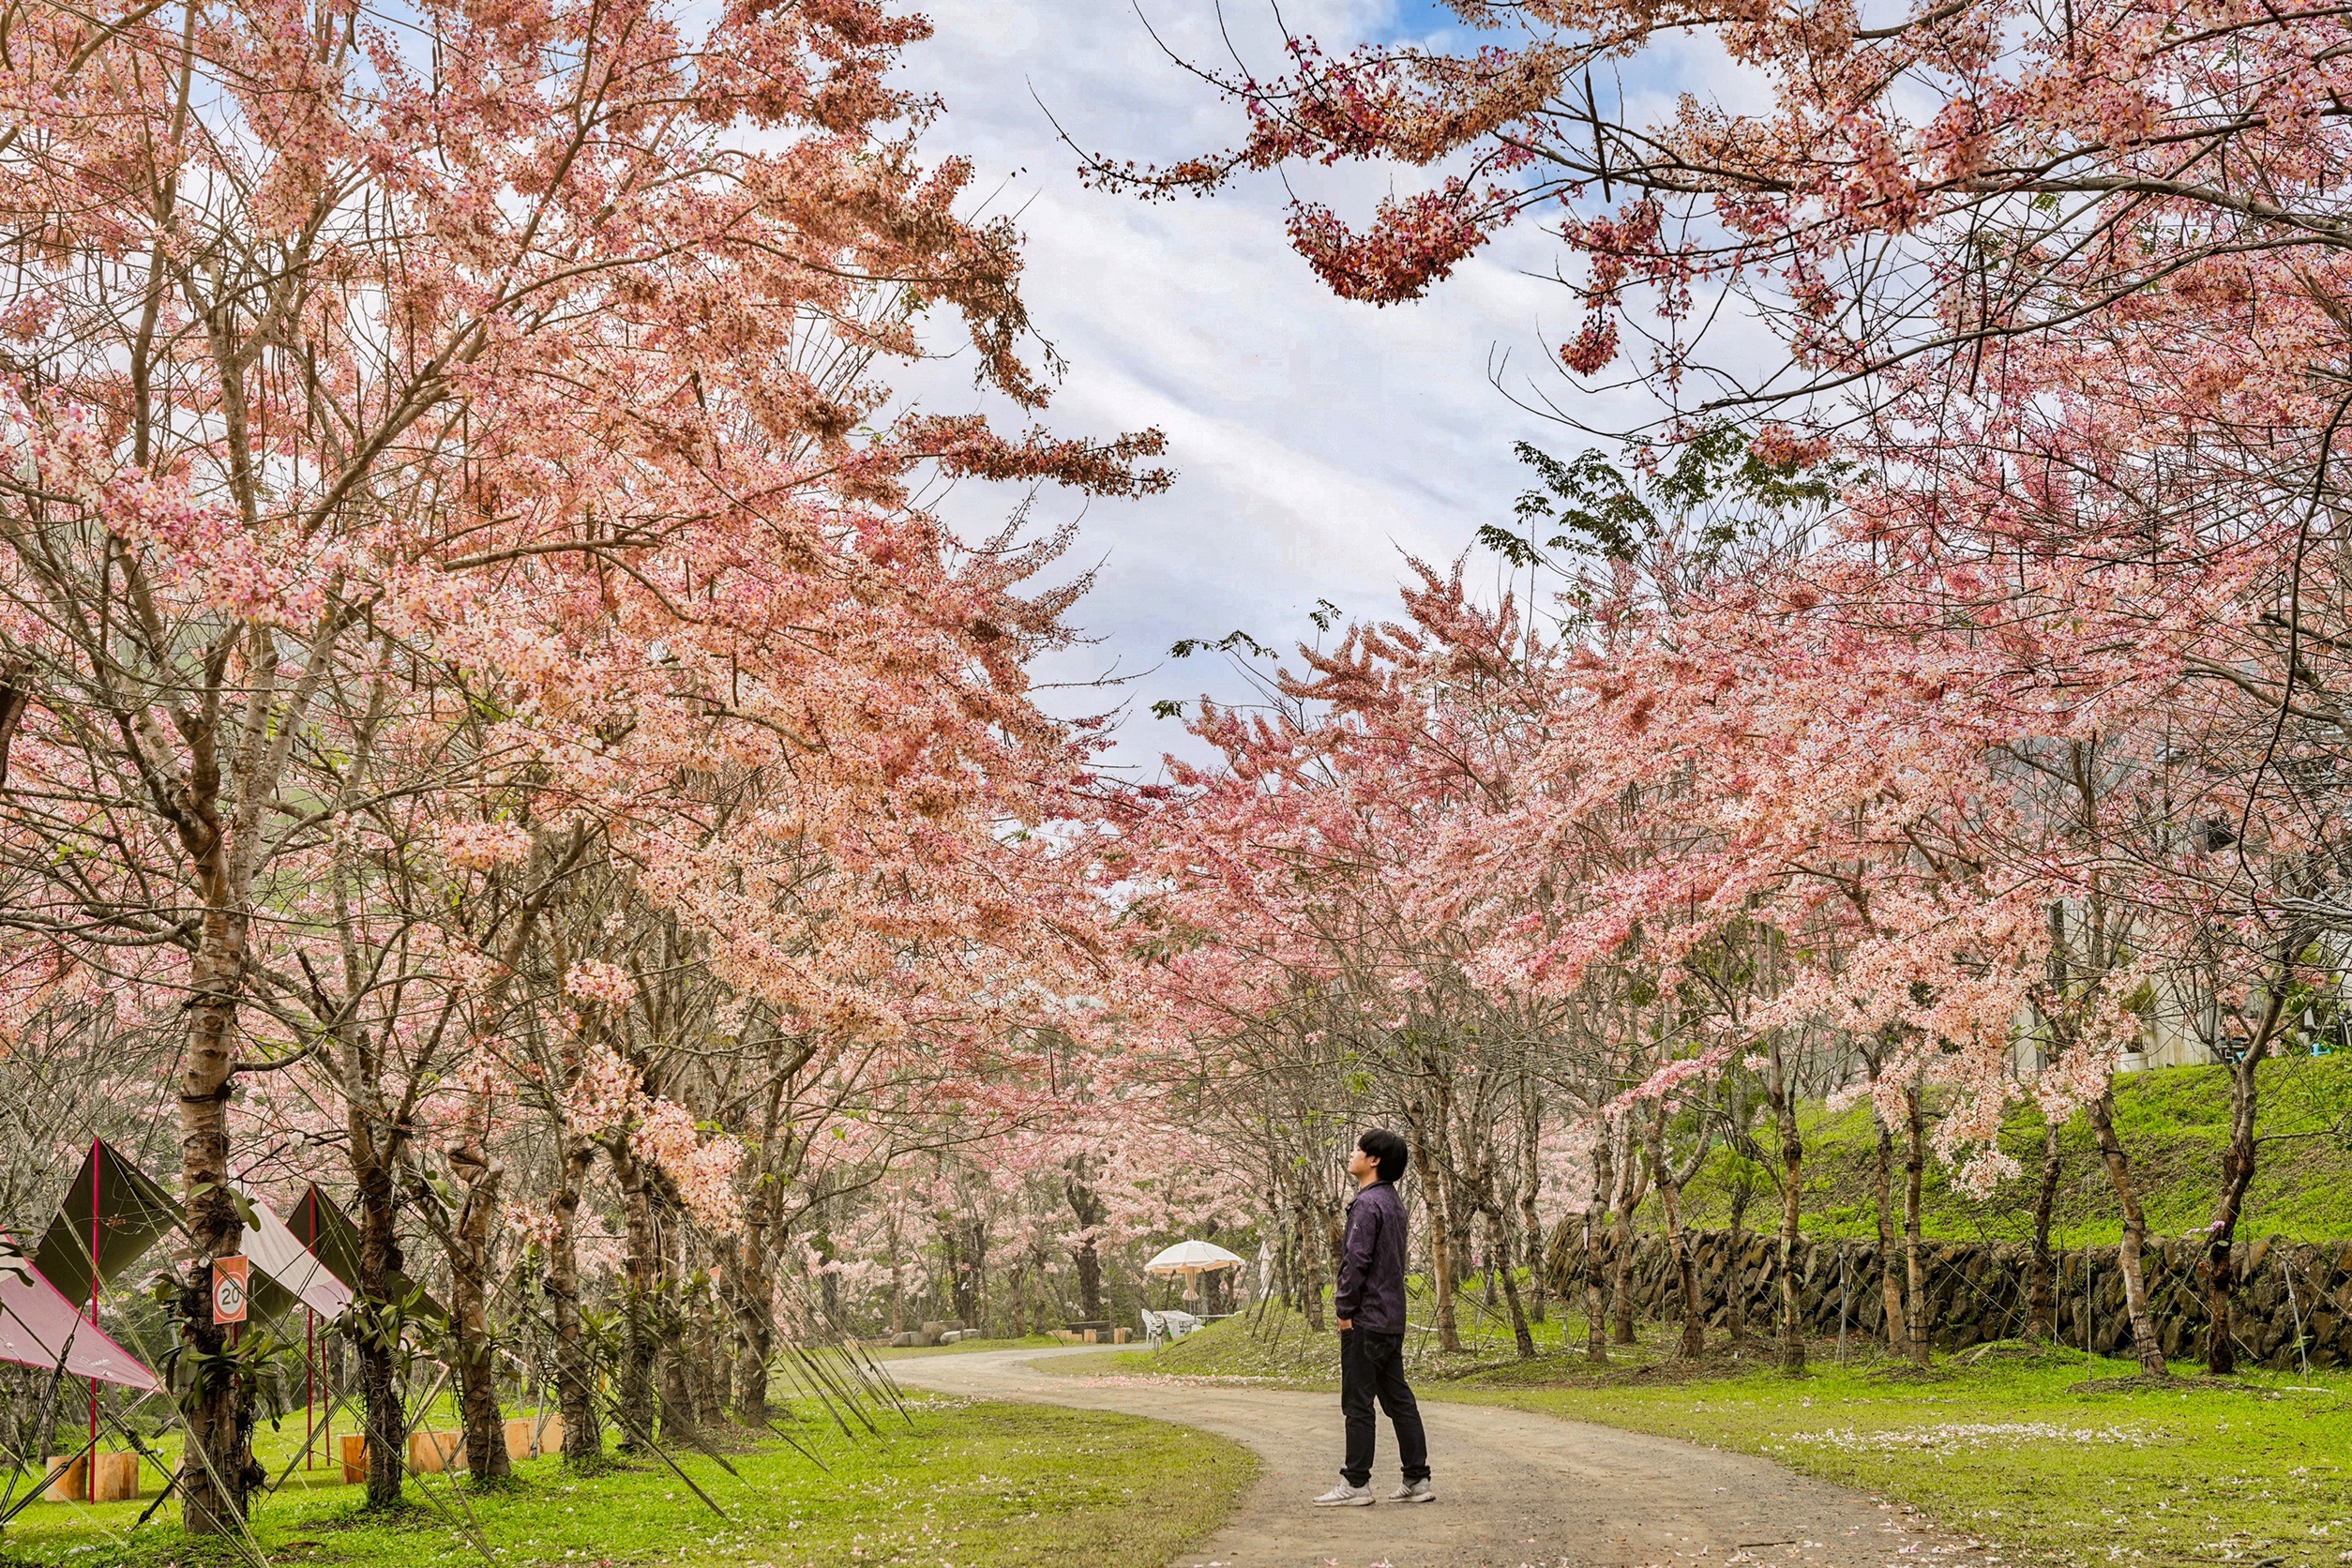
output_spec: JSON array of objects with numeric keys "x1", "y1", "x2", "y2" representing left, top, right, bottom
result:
[{"x1": 887, "y1": 1348, "x2": 1978, "y2": 1568}]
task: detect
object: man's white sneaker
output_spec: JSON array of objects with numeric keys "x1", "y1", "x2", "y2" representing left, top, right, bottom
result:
[
  {"x1": 1390, "y1": 1480, "x2": 1437, "y2": 1503},
  {"x1": 1312, "y1": 1483, "x2": 1376, "y2": 1507}
]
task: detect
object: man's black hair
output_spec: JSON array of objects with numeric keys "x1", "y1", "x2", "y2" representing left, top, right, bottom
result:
[{"x1": 1358, "y1": 1128, "x2": 1409, "y2": 1184}]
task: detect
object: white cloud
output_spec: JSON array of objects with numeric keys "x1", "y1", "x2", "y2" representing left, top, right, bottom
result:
[{"x1": 890, "y1": 2, "x2": 1723, "y2": 774}]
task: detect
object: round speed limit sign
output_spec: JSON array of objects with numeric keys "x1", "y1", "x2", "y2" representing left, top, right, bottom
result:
[{"x1": 211, "y1": 1256, "x2": 250, "y2": 1325}]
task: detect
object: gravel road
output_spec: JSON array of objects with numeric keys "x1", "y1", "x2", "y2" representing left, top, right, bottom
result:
[{"x1": 885, "y1": 1347, "x2": 1979, "y2": 1568}]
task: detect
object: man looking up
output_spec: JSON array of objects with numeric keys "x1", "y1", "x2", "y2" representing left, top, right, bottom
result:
[{"x1": 1313, "y1": 1128, "x2": 1434, "y2": 1507}]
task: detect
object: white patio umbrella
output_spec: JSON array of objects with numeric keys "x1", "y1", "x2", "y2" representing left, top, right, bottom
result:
[{"x1": 1143, "y1": 1240, "x2": 1246, "y2": 1303}]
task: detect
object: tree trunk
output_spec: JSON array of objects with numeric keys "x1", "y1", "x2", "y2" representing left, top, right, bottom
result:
[
  {"x1": 450, "y1": 1153, "x2": 511, "y2": 1481},
  {"x1": 2028, "y1": 1114, "x2": 2061, "y2": 1343},
  {"x1": 2032, "y1": 900, "x2": 2068, "y2": 1348},
  {"x1": 2206, "y1": 984, "x2": 2286, "y2": 1375},
  {"x1": 1520, "y1": 1084, "x2": 1546, "y2": 1322},
  {"x1": 1903, "y1": 1086, "x2": 1929, "y2": 1367},
  {"x1": 1585, "y1": 1135, "x2": 1613, "y2": 1364},
  {"x1": 1428, "y1": 1197, "x2": 1461, "y2": 1349},
  {"x1": 1486, "y1": 1203, "x2": 1536, "y2": 1359},
  {"x1": 2085, "y1": 1091, "x2": 2168, "y2": 1376},
  {"x1": 1072, "y1": 1236, "x2": 1103, "y2": 1323},
  {"x1": 1066, "y1": 1158, "x2": 1107, "y2": 1322},
  {"x1": 658, "y1": 1217, "x2": 697, "y2": 1442},
  {"x1": 950, "y1": 1216, "x2": 985, "y2": 1327},
  {"x1": 715, "y1": 1241, "x2": 752, "y2": 1420},
  {"x1": 1410, "y1": 1124, "x2": 1463, "y2": 1352},
  {"x1": 724, "y1": 1216, "x2": 776, "y2": 1421},
  {"x1": 1292, "y1": 1199, "x2": 1326, "y2": 1331},
  {"x1": 179, "y1": 909, "x2": 256, "y2": 1534},
  {"x1": 1662, "y1": 1180, "x2": 1703, "y2": 1358},
  {"x1": 810, "y1": 1199, "x2": 841, "y2": 1330},
  {"x1": 659, "y1": 1344, "x2": 695, "y2": 1443},
  {"x1": 1874, "y1": 1107, "x2": 1905, "y2": 1354},
  {"x1": 548, "y1": 1138, "x2": 600, "y2": 1467},
  {"x1": 1455, "y1": 1215, "x2": 1480, "y2": 1304},
  {"x1": 887, "y1": 1232, "x2": 907, "y2": 1336},
  {"x1": 350, "y1": 1120, "x2": 408, "y2": 1508},
  {"x1": 1583, "y1": 1208, "x2": 1608, "y2": 1363},
  {"x1": 1607, "y1": 1150, "x2": 1648, "y2": 1346},
  {"x1": 610, "y1": 1140, "x2": 659, "y2": 1451},
  {"x1": 691, "y1": 1273, "x2": 726, "y2": 1427},
  {"x1": 716, "y1": 1233, "x2": 744, "y2": 1380},
  {"x1": 1607, "y1": 1229, "x2": 1638, "y2": 1344},
  {"x1": 1775, "y1": 1073, "x2": 1807, "y2": 1373},
  {"x1": 1724, "y1": 1182, "x2": 1750, "y2": 1348},
  {"x1": 356, "y1": 1305, "x2": 402, "y2": 1509}
]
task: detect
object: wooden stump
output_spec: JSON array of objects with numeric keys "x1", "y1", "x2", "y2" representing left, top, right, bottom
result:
[
  {"x1": 406, "y1": 1430, "x2": 464, "y2": 1474},
  {"x1": 504, "y1": 1418, "x2": 537, "y2": 1461},
  {"x1": 42, "y1": 1454, "x2": 87, "y2": 1503},
  {"x1": 339, "y1": 1433, "x2": 368, "y2": 1484},
  {"x1": 90, "y1": 1452, "x2": 139, "y2": 1502}
]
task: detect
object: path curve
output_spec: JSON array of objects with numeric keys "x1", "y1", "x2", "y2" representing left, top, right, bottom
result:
[{"x1": 888, "y1": 1347, "x2": 1977, "y2": 1568}]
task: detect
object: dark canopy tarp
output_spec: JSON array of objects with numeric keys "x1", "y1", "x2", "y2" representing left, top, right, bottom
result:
[
  {"x1": 287, "y1": 1185, "x2": 360, "y2": 1288},
  {"x1": 32, "y1": 1139, "x2": 182, "y2": 1310},
  {"x1": 287, "y1": 1184, "x2": 442, "y2": 1321},
  {"x1": 32, "y1": 1149, "x2": 402, "y2": 1330}
]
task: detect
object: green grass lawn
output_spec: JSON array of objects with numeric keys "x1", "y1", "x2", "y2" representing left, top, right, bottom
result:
[
  {"x1": 3, "y1": 1388, "x2": 486, "y2": 1515},
  {"x1": 1061, "y1": 1305, "x2": 2352, "y2": 1568},
  {"x1": 1455, "y1": 1350, "x2": 2350, "y2": 1568},
  {"x1": 0, "y1": 1398, "x2": 1255, "y2": 1568}
]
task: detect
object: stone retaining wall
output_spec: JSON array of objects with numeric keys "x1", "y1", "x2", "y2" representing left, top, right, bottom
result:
[{"x1": 1542, "y1": 1225, "x2": 2352, "y2": 1369}]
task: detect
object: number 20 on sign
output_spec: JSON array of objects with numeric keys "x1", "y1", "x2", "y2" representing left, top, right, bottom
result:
[{"x1": 211, "y1": 1256, "x2": 250, "y2": 1325}]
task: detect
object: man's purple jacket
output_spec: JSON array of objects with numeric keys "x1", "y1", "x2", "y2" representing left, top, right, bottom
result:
[{"x1": 1334, "y1": 1178, "x2": 1409, "y2": 1334}]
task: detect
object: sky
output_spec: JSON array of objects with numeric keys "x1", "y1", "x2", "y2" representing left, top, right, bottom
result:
[{"x1": 888, "y1": 1, "x2": 1641, "y2": 776}]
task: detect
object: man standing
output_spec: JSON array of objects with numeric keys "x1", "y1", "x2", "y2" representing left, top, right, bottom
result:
[{"x1": 1313, "y1": 1129, "x2": 1434, "y2": 1507}]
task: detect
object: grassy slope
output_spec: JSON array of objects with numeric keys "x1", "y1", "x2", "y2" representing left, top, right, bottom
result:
[
  {"x1": 0, "y1": 1399, "x2": 1255, "y2": 1568},
  {"x1": 1065, "y1": 1308, "x2": 2352, "y2": 1568},
  {"x1": 1682, "y1": 1052, "x2": 2352, "y2": 1245}
]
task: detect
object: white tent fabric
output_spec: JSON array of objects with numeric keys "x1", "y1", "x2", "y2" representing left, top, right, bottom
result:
[
  {"x1": 1144, "y1": 1240, "x2": 1246, "y2": 1304},
  {"x1": 1140, "y1": 1307, "x2": 1201, "y2": 1347},
  {"x1": 236, "y1": 1187, "x2": 354, "y2": 1320},
  {"x1": 1142, "y1": 1240, "x2": 1246, "y2": 1274},
  {"x1": 0, "y1": 1238, "x2": 160, "y2": 1392}
]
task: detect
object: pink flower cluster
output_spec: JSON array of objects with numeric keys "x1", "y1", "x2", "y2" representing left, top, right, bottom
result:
[
  {"x1": 563, "y1": 962, "x2": 637, "y2": 1010},
  {"x1": 441, "y1": 822, "x2": 535, "y2": 871}
]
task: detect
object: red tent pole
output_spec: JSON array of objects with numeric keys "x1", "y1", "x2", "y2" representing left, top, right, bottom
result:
[
  {"x1": 88, "y1": 1139, "x2": 100, "y2": 1455},
  {"x1": 306, "y1": 1307, "x2": 315, "y2": 1470},
  {"x1": 309, "y1": 1203, "x2": 326, "y2": 1472}
]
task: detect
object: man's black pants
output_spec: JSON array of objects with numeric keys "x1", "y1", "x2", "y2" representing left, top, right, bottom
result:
[{"x1": 1338, "y1": 1329, "x2": 1428, "y2": 1487}]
